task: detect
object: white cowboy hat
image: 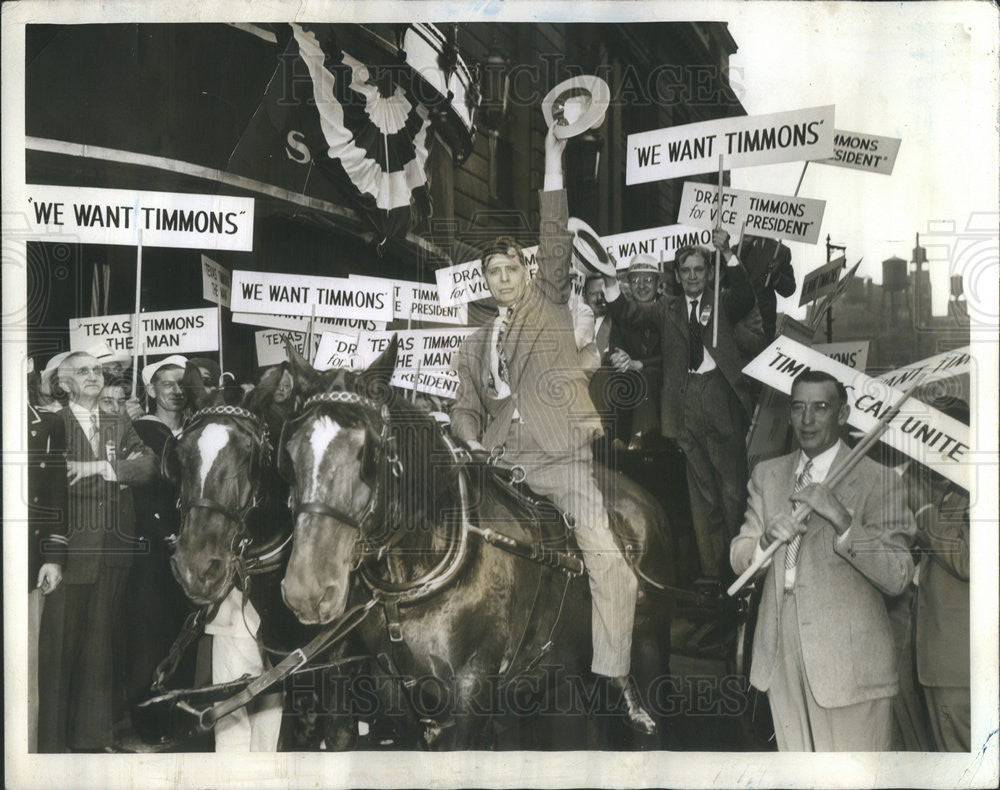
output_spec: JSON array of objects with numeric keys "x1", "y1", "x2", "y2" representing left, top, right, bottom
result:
[
  {"x1": 567, "y1": 217, "x2": 618, "y2": 278},
  {"x1": 141, "y1": 355, "x2": 189, "y2": 388},
  {"x1": 541, "y1": 75, "x2": 611, "y2": 140}
]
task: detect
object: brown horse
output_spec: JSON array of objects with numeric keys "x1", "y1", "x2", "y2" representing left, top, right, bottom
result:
[
  {"x1": 160, "y1": 366, "x2": 368, "y2": 750},
  {"x1": 278, "y1": 340, "x2": 676, "y2": 749}
]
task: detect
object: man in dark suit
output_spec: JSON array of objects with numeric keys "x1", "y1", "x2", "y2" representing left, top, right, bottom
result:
[
  {"x1": 606, "y1": 240, "x2": 764, "y2": 579},
  {"x1": 125, "y1": 355, "x2": 197, "y2": 713},
  {"x1": 736, "y1": 234, "x2": 796, "y2": 341},
  {"x1": 452, "y1": 126, "x2": 656, "y2": 734},
  {"x1": 730, "y1": 370, "x2": 916, "y2": 751},
  {"x1": 909, "y1": 466, "x2": 970, "y2": 751},
  {"x1": 37, "y1": 351, "x2": 156, "y2": 752}
]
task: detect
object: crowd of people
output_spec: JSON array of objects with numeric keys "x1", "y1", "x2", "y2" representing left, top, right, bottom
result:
[{"x1": 24, "y1": 125, "x2": 970, "y2": 753}]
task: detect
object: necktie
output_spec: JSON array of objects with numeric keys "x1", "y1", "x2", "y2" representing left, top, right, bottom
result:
[
  {"x1": 89, "y1": 413, "x2": 101, "y2": 458},
  {"x1": 490, "y1": 311, "x2": 511, "y2": 392},
  {"x1": 784, "y1": 459, "x2": 814, "y2": 573},
  {"x1": 688, "y1": 299, "x2": 704, "y2": 371}
]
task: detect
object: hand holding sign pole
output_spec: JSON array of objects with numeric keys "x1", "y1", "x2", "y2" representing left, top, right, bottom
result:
[{"x1": 727, "y1": 374, "x2": 925, "y2": 597}]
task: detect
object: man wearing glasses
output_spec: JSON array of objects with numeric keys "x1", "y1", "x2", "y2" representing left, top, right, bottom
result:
[
  {"x1": 730, "y1": 369, "x2": 915, "y2": 751},
  {"x1": 37, "y1": 352, "x2": 156, "y2": 751}
]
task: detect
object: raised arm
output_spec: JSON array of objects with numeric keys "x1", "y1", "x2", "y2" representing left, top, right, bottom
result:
[
  {"x1": 771, "y1": 244, "x2": 796, "y2": 297},
  {"x1": 533, "y1": 126, "x2": 574, "y2": 305}
]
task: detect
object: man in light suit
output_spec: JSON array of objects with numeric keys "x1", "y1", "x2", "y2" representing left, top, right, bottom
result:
[
  {"x1": 730, "y1": 370, "x2": 916, "y2": 751},
  {"x1": 37, "y1": 351, "x2": 156, "y2": 751},
  {"x1": 606, "y1": 241, "x2": 764, "y2": 579},
  {"x1": 451, "y1": 125, "x2": 656, "y2": 734}
]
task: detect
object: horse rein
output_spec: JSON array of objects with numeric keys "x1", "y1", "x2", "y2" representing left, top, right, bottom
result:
[
  {"x1": 170, "y1": 405, "x2": 289, "y2": 577},
  {"x1": 285, "y1": 391, "x2": 406, "y2": 568}
]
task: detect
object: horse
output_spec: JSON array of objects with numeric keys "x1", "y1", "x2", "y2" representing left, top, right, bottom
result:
[
  {"x1": 277, "y1": 339, "x2": 676, "y2": 749},
  {"x1": 157, "y1": 364, "x2": 367, "y2": 750}
]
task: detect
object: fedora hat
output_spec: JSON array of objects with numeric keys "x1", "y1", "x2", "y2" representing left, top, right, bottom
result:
[
  {"x1": 541, "y1": 75, "x2": 611, "y2": 140},
  {"x1": 567, "y1": 217, "x2": 617, "y2": 278}
]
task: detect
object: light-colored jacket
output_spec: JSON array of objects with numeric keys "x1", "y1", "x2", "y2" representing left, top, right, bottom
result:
[{"x1": 730, "y1": 445, "x2": 916, "y2": 707}]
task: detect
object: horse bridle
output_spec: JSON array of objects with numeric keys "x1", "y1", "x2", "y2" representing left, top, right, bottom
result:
[
  {"x1": 168, "y1": 405, "x2": 281, "y2": 572},
  {"x1": 280, "y1": 390, "x2": 404, "y2": 569}
]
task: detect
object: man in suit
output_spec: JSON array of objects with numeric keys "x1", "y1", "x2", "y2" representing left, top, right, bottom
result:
[
  {"x1": 736, "y1": 234, "x2": 796, "y2": 342},
  {"x1": 606, "y1": 240, "x2": 764, "y2": 579},
  {"x1": 451, "y1": 126, "x2": 656, "y2": 734},
  {"x1": 730, "y1": 370, "x2": 916, "y2": 751},
  {"x1": 909, "y1": 465, "x2": 970, "y2": 751},
  {"x1": 37, "y1": 351, "x2": 156, "y2": 752},
  {"x1": 125, "y1": 356, "x2": 196, "y2": 713}
]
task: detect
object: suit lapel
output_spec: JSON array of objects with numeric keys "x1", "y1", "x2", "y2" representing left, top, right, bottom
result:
[{"x1": 771, "y1": 452, "x2": 798, "y2": 608}]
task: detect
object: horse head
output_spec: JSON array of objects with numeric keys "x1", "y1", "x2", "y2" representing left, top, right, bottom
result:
[{"x1": 166, "y1": 362, "x2": 278, "y2": 604}]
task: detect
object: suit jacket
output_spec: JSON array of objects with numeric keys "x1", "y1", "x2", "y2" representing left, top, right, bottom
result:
[
  {"x1": 54, "y1": 406, "x2": 156, "y2": 584},
  {"x1": 608, "y1": 307, "x2": 661, "y2": 369},
  {"x1": 730, "y1": 445, "x2": 916, "y2": 708},
  {"x1": 915, "y1": 486, "x2": 970, "y2": 688},
  {"x1": 28, "y1": 404, "x2": 67, "y2": 590},
  {"x1": 452, "y1": 189, "x2": 602, "y2": 455},
  {"x1": 607, "y1": 263, "x2": 764, "y2": 439},
  {"x1": 736, "y1": 235, "x2": 796, "y2": 340}
]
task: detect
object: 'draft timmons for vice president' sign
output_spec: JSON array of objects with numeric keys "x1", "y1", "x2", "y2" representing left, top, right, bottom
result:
[
  {"x1": 26, "y1": 185, "x2": 255, "y2": 251},
  {"x1": 677, "y1": 183, "x2": 826, "y2": 245},
  {"x1": 626, "y1": 105, "x2": 835, "y2": 184}
]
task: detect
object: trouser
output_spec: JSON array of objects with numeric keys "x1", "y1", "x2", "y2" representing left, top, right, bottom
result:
[
  {"x1": 37, "y1": 566, "x2": 129, "y2": 752},
  {"x1": 506, "y1": 424, "x2": 638, "y2": 678},
  {"x1": 768, "y1": 590, "x2": 893, "y2": 751},
  {"x1": 211, "y1": 635, "x2": 284, "y2": 751},
  {"x1": 923, "y1": 685, "x2": 971, "y2": 752},
  {"x1": 677, "y1": 369, "x2": 748, "y2": 578},
  {"x1": 887, "y1": 584, "x2": 930, "y2": 750}
]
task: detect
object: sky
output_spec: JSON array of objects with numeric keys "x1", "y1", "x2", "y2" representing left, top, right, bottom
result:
[{"x1": 724, "y1": 2, "x2": 998, "y2": 318}]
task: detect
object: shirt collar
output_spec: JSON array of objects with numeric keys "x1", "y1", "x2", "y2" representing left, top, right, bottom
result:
[
  {"x1": 797, "y1": 439, "x2": 842, "y2": 479},
  {"x1": 69, "y1": 400, "x2": 99, "y2": 425}
]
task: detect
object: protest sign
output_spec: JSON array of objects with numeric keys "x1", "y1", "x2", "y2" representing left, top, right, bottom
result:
[
  {"x1": 799, "y1": 255, "x2": 846, "y2": 305},
  {"x1": 815, "y1": 340, "x2": 870, "y2": 370},
  {"x1": 313, "y1": 331, "x2": 362, "y2": 372},
  {"x1": 231, "y1": 271, "x2": 393, "y2": 321},
  {"x1": 876, "y1": 346, "x2": 971, "y2": 388},
  {"x1": 391, "y1": 368, "x2": 463, "y2": 399},
  {"x1": 348, "y1": 275, "x2": 468, "y2": 325},
  {"x1": 201, "y1": 255, "x2": 231, "y2": 307},
  {"x1": 602, "y1": 224, "x2": 714, "y2": 267},
  {"x1": 678, "y1": 183, "x2": 826, "y2": 244},
  {"x1": 817, "y1": 129, "x2": 902, "y2": 175},
  {"x1": 806, "y1": 259, "x2": 863, "y2": 331},
  {"x1": 355, "y1": 329, "x2": 475, "y2": 372},
  {"x1": 232, "y1": 312, "x2": 385, "y2": 333},
  {"x1": 69, "y1": 307, "x2": 219, "y2": 355},
  {"x1": 25, "y1": 185, "x2": 255, "y2": 250},
  {"x1": 254, "y1": 328, "x2": 321, "y2": 368},
  {"x1": 626, "y1": 104, "x2": 835, "y2": 184},
  {"x1": 743, "y1": 336, "x2": 970, "y2": 486},
  {"x1": 436, "y1": 246, "x2": 539, "y2": 307}
]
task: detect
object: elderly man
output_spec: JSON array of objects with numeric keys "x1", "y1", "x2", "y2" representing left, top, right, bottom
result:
[
  {"x1": 605, "y1": 240, "x2": 764, "y2": 580},
  {"x1": 37, "y1": 351, "x2": 156, "y2": 752},
  {"x1": 730, "y1": 370, "x2": 915, "y2": 751},
  {"x1": 451, "y1": 126, "x2": 656, "y2": 734}
]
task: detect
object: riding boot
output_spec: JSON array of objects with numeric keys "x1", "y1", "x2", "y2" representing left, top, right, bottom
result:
[{"x1": 606, "y1": 675, "x2": 658, "y2": 735}]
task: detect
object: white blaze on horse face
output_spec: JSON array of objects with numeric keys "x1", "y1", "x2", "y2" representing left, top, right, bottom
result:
[
  {"x1": 308, "y1": 416, "x2": 341, "y2": 496},
  {"x1": 197, "y1": 423, "x2": 232, "y2": 495}
]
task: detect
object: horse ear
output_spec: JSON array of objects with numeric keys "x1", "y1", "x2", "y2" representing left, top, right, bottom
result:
[
  {"x1": 356, "y1": 334, "x2": 398, "y2": 404},
  {"x1": 285, "y1": 339, "x2": 323, "y2": 398},
  {"x1": 183, "y1": 361, "x2": 213, "y2": 410},
  {"x1": 245, "y1": 365, "x2": 282, "y2": 415}
]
